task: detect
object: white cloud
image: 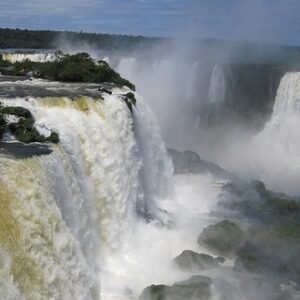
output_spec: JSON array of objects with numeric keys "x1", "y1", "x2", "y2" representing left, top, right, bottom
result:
[{"x1": 0, "y1": 0, "x2": 101, "y2": 17}]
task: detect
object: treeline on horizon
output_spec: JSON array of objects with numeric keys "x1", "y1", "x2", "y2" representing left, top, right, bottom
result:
[
  {"x1": 1, "y1": 27, "x2": 300, "y2": 66},
  {"x1": 0, "y1": 27, "x2": 164, "y2": 50}
]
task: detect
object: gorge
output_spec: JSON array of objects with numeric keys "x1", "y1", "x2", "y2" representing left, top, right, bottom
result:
[{"x1": 0, "y1": 43, "x2": 300, "y2": 300}]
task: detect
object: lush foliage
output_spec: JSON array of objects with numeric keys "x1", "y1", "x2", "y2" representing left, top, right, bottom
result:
[
  {"x1": 0, "y1": 28, "x2": 161, "y2": 51},
  {"x1": 12, "y1": 52, "x2": 135, "y2": 90},
  {"x1": 0, "y1": 105, "x2": 59, "y2": 144}
]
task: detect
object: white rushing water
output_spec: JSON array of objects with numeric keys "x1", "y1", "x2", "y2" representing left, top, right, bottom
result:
[
  {"x1": 208, "y1": 65, "x2": 226, "y2": 104},
  {"x1": 1, "y1": 52, "x2": 56, "y2": 63},
  {"x1": 215, "y1": 72, "x2": 300, "y2": 195},
  {"x1": 0, "y1": 89, "x2": 173, "y2": 299},
  {"x1": 253, "y1": 72, "x2": 300, "y2": 194}
]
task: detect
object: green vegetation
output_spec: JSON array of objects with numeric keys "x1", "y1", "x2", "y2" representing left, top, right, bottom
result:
[
  {"x1": 11, "y1": 52, "x2": 135, "y2": 90},
  {"x1": 0, "y1": 28, "x2": 162, "y2": 51},
  {"x1": 0, "y1": 105, "x2": 59, "y2": 144},
  {"x1": 1, "y1": 106, "x2": 32, "y2": 118},
  {"x1": 198, "y1": 220, "x2": 245, "y2": 257}
]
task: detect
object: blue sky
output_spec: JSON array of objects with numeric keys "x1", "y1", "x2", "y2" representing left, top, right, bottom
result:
[{"x1": 1, "y1": 0, "x2": 300, "y2": 45}]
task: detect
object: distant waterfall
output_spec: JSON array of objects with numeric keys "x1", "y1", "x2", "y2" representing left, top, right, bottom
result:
[
  {"x1": 257, "y1": 72, "x2": 300, "y2": 155},
  {"x1": 1, "y1": 52, "x2": 56, "y2": 63},
  {"x1": 247, "y1": 72, "x2": 300, "y2": 195},
  {"x1": 0, "y1": 92, "x2": 172, "y2": 299},
  {"x1": 208, "y1": 64, "x2": 226, "y2": 104}
]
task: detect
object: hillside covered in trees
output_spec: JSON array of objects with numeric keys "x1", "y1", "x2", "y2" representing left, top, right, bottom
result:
[{"x1": 0, "y1": 27, "x2": 163, "y2": 50}]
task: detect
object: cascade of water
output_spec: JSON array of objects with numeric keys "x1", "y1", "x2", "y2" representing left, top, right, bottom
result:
[
  {"x1": 208, "y1": 64, "x2": 226, "y2": 104},
  {"x1": 244, "y1": 72, "x2": 300, "y2": 194},
  {"x1": 133, "y1": 95, "x2": 173, "y2": 220},
  {"x1": 0, "y1": 90, "x2": 173, "y2": 299},
  {"x1": 255, "y1": 72, "x2": 300, "y2": 162}
]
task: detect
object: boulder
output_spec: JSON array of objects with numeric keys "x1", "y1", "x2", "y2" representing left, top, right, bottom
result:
[
  {"x1": 47, "y1": 132, "x2": 59, "y2": 144},
  {"x1": 167, "y1": 148, "x2": 232, "y2": 179},
  {"x1": 198, "y1": 220, "x2": 245, "y2": 257},
  {"x1": 0, "y1": 114, "x2": 6, "y2": 140},
  {"x1": 174, "y1": 250, "x2": 220, "y2": 271},
  {"x1": 139, "y1": 275, "x2": 212, "y2": 300},
  {"x1": 98, "y1": 87, "x2": 112, "y2": 94}
]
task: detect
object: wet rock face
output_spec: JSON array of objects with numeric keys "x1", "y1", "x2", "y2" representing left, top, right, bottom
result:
[
  {"x1": 0, "y1": 142, "x2": 52, "y2": 158},
  {"x1": 122, "y1": 92, "x2": 137, "y2": 113},
  {"x1": 0, "y1": 114, "x2": 6, "y2": 139},
  {"x1": 139, "y1": 275, "x2": 212, "y2": 300},
  {"x1": 167, "y1": 148, "x2": 232, "y2": 179},
  {"x1": 198, "y1": 220, "x2": 245, "y2": 257},
  {"x1": 174, "y1": 250, "x2": 221, "y2": 271},
  {"x1": 200, "y1": 64, "x2": 284, "y2": 130}
]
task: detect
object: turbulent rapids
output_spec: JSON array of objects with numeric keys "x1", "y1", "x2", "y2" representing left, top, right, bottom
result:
[{"x1": 0, "y1": 79, "x2": 173, "y2": 299}]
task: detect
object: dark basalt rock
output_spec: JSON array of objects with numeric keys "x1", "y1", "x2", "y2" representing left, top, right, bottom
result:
[
  {"x1": 47, "y1": 132, "x2": 59, "y2": 144},
  {"x1": 174, "y1": 250, "x2": 220, "y2": 271},
  {"x1": 122, "y1": 92, "x2": 137, "y2": 113},
  {"x1": 0, "y1": 114, "x2": 6, "y2": 140},
  {"x1": 167, "y1": 148, "x2": 232, "y2": 179},
  {"x1": 98, "y1": 87, "x2": 112, "y2": 95},
  {"x1": 0, "y1": 141, "x2": 52, "y2": 158},
  {"x1": 198, "y1": 220, "x2": 245, "y2": 257},
  {"x1": 139, "y1": 275, "x2": 212, "y2": 300}
]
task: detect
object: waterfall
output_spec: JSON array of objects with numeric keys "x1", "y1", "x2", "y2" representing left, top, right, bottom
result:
[
  {"x1": 208, "y1": 64, "x2": 226, "y2": 104},
  {"x1": 116, "y1": 56, "x2": 204, "y2": 146},
  {"x1": 1, "y1": 52, "x2": 56, "y2": 63},
  {"x1": 0, "y1": 92, "x2": 173, "y2": 299},
  {"x1": 257, "y1": 72, "x2": 300, "y2": 156},
  {"x1": 133, "y1": 95, "x2": 173, "y2": 219},
  {"x1": 244, "y1": 72, "x2": 300, "y2": 195}
]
